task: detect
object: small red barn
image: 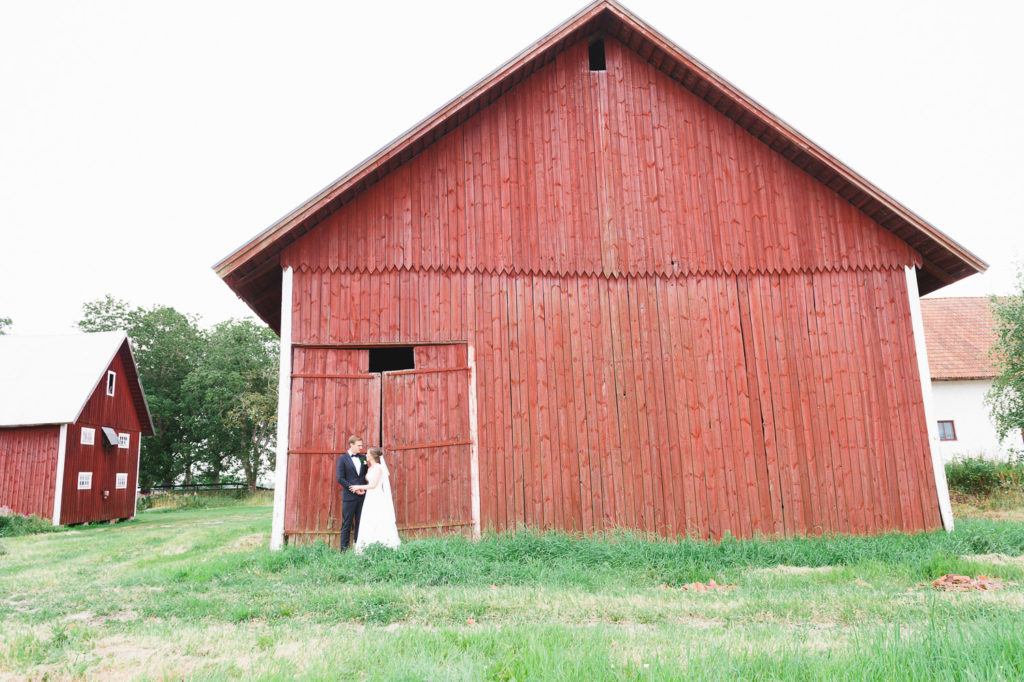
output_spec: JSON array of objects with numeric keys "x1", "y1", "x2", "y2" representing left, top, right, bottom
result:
[
  {"x1": 216, "y1": 1, "x2": 986, "y2": 547},
  {"x1": 0, "y1": 332, "x2": 154, "y2": 525}
]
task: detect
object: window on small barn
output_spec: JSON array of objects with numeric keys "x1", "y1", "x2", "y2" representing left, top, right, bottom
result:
[
  {"x1": 106, "y1": 371, "x2": 116, "y2": 396},
  {"x1": 80, "y1": 427, "x2": 95, "y2": 446},
  {"x1": 937, "y1": 421, "x2": 956, "y2": 441},
  {"x1": 368, "y1": 347, "x2": 415, "y2": 373},
  {"x1": 77, "y1": 472, "x2": 92, "y2": 490},
  {"x1": 118, "y1": 433, "x2": 130, "y2": 449},
  {"x1": 589, "y1": 39, "x2": 606, "y2": 71},
  {"x1": 116, "y1": 473, "x2": 128, "y2": 489}
]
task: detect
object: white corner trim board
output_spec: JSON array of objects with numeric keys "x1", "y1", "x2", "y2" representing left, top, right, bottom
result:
[
  {"x1": 132, "y1": 435, "x2": 141, "y2": 519},
  {"x1": 905, "y1": 266, "x2": 954, "y2": 531},
  {"x1": 270, "y1": 266, "x2": 294, "y2": 551},
  {"x1": 52, "y1": 424, "x2": 68, "y2": 526}
]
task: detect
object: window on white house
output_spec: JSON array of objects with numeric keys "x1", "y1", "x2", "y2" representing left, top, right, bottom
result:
[
  {"x1": 80, "y1": 428, "x2": 95, "y2": 446},
  {"x1": 77, "y1": 472, "x2": 92, "y2": 490},
  {"x1": 937, "y1": 421, "x2": 956, "y2": 441},
  {"x1": 116, "y1": 473, "x2": 128, "y2": 489},
  {"x1": 106, "y1": 371, "x2": 116, "y2": 396},
  {"x1": 118, "y1": 433, "x2": 130, "y2": 449}
]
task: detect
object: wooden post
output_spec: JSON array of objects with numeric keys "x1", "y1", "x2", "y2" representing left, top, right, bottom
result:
[
  {"x1": 905, "y1": 266, "x2": 954, "y2": 531},
  {"x1": 271, "y1": 266, "x2": 294, "y2": 550},
  {"x1": 468, "y1": 343, "x2": 481, "y2": 538},
  {"x1": 52, "y1": 424, "x2": 68, "y2": 526}
]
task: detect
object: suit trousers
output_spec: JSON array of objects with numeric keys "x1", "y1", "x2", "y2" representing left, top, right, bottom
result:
[{"x1": 340, "y1": 495, "x2": 365, "y2": 550}]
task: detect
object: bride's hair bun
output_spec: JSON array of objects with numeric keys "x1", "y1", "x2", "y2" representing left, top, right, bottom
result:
[{"x1": 367, "y1": 446, "x2": 384, "y2": 463}]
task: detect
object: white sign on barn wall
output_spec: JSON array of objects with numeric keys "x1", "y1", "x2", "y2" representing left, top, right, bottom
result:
[
  {"x1": 80, "y1": 427, "x2": 94, "y2": 445},
  {"x1": 77, "y1": 472, "x2": 92, "y2": 490},
  {"x1": 116, "y1": 473, "x2": 128, "y2": 489}
]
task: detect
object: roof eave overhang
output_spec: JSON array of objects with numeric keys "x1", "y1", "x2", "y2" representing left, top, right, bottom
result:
[
  {"x1": 66, "y1": 335, "x2": 156, "y2": 437},
  {"x1": 214, "y1": 0, "x2": 987, "y2": 331}
]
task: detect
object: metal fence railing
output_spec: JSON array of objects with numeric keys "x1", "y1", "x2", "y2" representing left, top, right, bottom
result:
[{"x1": 141, "y1": 483, "x2": 273, "y2": 494}]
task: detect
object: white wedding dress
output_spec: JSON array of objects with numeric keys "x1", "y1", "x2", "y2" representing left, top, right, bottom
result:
[{"x1": 355, "y1": 460, "x2": 401, "y2": 552}]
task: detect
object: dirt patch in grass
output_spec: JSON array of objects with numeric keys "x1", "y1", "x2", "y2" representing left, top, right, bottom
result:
[
  {"x1": 964, "y1": 553, "x2": 1024, "y2": 567},
  {"x1": 63, "y1": 610, "x2": 139, "y2": 626},
  {"x1": 229, "y1": 533, "x2": 265, "y2": 551},
  {"x1": 751, "y1": 565, "x2": 836, "y2": 576},
  {"x1": 952, "y1": 504, "x2": 1024, "y2": 523}
]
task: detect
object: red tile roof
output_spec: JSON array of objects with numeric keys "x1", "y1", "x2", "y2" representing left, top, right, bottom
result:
[{"x1": 921, "y1": 297, "x2": 999, "y2": 380}]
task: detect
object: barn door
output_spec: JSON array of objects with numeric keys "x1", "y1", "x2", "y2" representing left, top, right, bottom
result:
[
  {"x1": 383, "y1": 345, "x2": 475, "y2": 537},
  {"x1": 285, "y1": 347, "x2": 380, "y2": 546}
]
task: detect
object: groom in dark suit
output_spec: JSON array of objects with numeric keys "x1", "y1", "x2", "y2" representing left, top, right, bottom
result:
[{"x1": 336, "y1": 434, "x2": 367, "y2": 551}]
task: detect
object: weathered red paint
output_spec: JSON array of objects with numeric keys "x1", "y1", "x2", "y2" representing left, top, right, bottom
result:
[
  {"x1": 0, "y1": 341, "x2": 148, "y2": 525},
  {"x1": 59, "y1": 349, "x2": 144, "y2": 525},
  {"x1": 219, "y1": 4, "x2": 978, "y2": 540},
  {"x1": 0, "y1": 426, "x2": 61, "y2": 519}
]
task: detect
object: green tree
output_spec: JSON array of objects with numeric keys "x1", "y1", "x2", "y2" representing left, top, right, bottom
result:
[
  {"x1": 77, "y1": 295, "x2": 137, "y2": 333},
  {"x1": 986, "y1": 275, "x2": 1024, "y2": 449},
  {"x1": 0, "y1": 317, "x2": 11, "y2": 335},
  {"x1": 185, "y1": 319, "x2": 278, "y2": 491},
  {"x1": 78, "y1": 297, "x2": 206, "y2": 488}
]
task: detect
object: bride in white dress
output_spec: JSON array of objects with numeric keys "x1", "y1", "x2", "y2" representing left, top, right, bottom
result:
[{"x1": 351, "y1": 447, "x2": 401, "y2": 552}]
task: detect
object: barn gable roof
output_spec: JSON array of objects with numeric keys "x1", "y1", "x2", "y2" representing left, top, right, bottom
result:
[
  {"x1": 214, "y1": 0, "x2": 986, "y2": 332},
  {"x1": 0, "y1": 331, "x2": 155, "y2": 435}
]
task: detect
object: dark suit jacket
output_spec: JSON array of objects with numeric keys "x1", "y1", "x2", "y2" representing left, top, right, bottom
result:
[{"x1": 336, "y1": 453, "x2": 367, "y2": 503}]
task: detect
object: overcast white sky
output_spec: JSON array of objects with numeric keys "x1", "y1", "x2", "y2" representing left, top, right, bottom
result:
[{"x1": 2, "y1": 1, "x2": 1022, "y2": 335}]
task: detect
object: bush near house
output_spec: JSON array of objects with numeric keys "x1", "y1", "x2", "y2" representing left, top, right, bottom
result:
[
  {"x1": 0, "y1": 509, "x2": 58, "y2": 538},
  {"x1": 946, "y1": 457, "x2": 1024, "y2": 496}
]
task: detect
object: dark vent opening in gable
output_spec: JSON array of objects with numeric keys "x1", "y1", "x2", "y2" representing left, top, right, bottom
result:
[
  {"x1": 589, "y1": 39, "x2": 606, "y2": 71},
  {"x1": 368, "y1": 347, "x2": 415, "y2": 373}
]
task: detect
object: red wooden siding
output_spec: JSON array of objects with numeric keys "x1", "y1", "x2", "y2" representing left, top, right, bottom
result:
[
  {"x1": 276, "y1": 32, "x2": 941, "y2": 539},
  {"x1": 286, "y1": 347, "x2": 379, "y2": 545},
  {"x1": 284, "y1": 346, "x2": 474, "y2": 544},
  {"x1": 60, "y1": 350, "x2": 143, "y2": 525},
  {"x1": 281, "y1": 39, "x2": 919, "y2": 279},
  {"x1": 384, "y1": 363, "x2": 473, "y2": 537},
  {"x1": 286, "y1": 266, "x2": 940, "y2": 538},
  {"x1": 0, "y1": 426, "x2": 60, "y2": 520}
]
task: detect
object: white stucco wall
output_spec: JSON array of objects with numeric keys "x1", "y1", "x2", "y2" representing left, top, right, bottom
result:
[{"x1": 931, "y1": 379, "x2": 1024, "y2": 462}]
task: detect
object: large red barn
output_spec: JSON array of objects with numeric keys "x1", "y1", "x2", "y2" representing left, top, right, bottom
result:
[
  {"x1": 216, "y1": 1, "x2": 985, "y2": 547},
  {"x1": 0, "y1": 332, "x2": 154, "y2": 525}
]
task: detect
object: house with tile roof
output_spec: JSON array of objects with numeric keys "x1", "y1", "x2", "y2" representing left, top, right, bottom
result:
[{"x1": 921, "y1": 297, "x2": 1023, "y2": 462}]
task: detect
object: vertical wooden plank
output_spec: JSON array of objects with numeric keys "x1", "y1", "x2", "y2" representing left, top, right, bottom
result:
[
  {"x1": 829, "y1": 271, "x2": 874, "y2": 534},
  {"x1": 799, "y1": 272, "x2": 843, "y2": 535},
  {"x1": 526, "y1": 275, "x2": 550, "y2": 527},
  {"x1": 857, "y1": 271, "x2": 902, "y2": 532},
  {"x1": 746, "y1": 274, "x2": 787, "y2": 536},
  {"x1": 595, "y1": 276, "x2": 624, "y2": 528},
  {"x1": 734, "y1": 275, "x2": 776, "y2": 536},
  {"x1": 641, "y1": 276, "x2": 675, "y2": 535},
  {"x1": 509, "y1": 275, "x2": 529, "y2": 527}
]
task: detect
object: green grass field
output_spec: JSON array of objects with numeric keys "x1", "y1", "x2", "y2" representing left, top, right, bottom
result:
[{"x1": 2, "y1": 499, "x2": 1024, "y2": 680}]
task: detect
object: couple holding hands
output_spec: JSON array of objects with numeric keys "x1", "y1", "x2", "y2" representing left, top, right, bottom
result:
[{"x1": 335, "y1": 434, "x2": 401, "y2": 552}]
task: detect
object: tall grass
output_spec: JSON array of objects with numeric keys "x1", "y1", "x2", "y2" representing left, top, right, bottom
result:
[
  {"x1": 0, "y1": 512, "x2": 57, "y2": 538},
  {"x1": 138, "y1": 488, "x2": 273, "y2": 511},
  {"x1": 3, "y1": 504, "x2": 1024, "y2": 680},
  {"x1": 946, "y1": 456, "x2": 1024, "y2": 495},
  {"x1": 242, "y1": 520, "x2": 1024, "y2": 589}
]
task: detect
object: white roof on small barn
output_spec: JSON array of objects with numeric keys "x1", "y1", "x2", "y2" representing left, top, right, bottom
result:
[{"x1": 0, "y1": 331, "x2": 146, "y2": 429}]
